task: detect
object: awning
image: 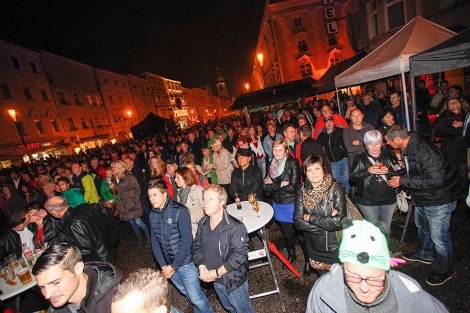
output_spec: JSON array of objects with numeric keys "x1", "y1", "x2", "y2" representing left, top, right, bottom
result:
[
  {"x1": 313, "y1": 51, "x2": 367, "y2": 94},
  {"x1": 410, "y1": 27, "x2": 470, "y2": 76},
  {"x1": 230, "y1": 77, "x2": 316, "y2": 111},
  {"x1": 335, "y1": 16, "x2": 455, "y2": 88}
]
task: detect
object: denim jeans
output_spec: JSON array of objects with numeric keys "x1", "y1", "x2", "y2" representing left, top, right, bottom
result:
[
  {"x1": 358, "y1": 203, "x2": 396, "y2": 241},
  {"x1": 331, "y1": 158, "x2": 350, "y2": 193},
  {"x1": 214, "y1": 280, "x2": 254, "y2": 313},
  {"x1": 129, "y1": 217, "x2": 149, "y2": 236},
  {"x1": 171, "y1": 263, "x2": 213, "y2": 313},
  {"x1": 414, "y1": 201, "x2": 457, "y2": 274},
  {"x1": 257, "y1": 158, "x2": 266, "y2": 179}
]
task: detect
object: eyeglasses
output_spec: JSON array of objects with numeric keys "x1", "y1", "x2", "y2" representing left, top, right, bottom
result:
[{"x1": 344, "y1": 273, "x2": 386, "y2": 287}]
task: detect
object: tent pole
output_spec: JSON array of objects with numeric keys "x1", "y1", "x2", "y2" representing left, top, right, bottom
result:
[
  {"x1": 401, "y1": 72, "x2": 411, "y2": 131},
  {"x1": 336, "y1": 88, "x2": 341, "y2": 115},
  {"x1": 410, "y1": 77, "x2": 417, "y2": 132}
]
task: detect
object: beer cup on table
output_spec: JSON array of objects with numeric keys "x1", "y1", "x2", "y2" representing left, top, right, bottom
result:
[
  {"x1": 0, "y1": 264, "x2": 16, "y2": 282},
  {"x1": 16, "y1": 267, "x2": 33, "y2": 285},
  {"x1": 5, "y1": 254, "x2": 19, "y2": 269}
]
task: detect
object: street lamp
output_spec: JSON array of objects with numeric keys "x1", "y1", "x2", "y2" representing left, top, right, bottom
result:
[
  {"x1": 257, "y1": 53, "x2": 265, "y2": 88},
  {"x1": 127, "y1": 110, "x2": 133, "y2": 127},
  {"x1": 245, "y1": 83, "x2": 250, "y2": 93},
  {"x1": 8, "y1": 109, "x2": 27, "y2": 148},
  {"x1": 257, "y1": 53, "x2": 264, "y2": 67}
]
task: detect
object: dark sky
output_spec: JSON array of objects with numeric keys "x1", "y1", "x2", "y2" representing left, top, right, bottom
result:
[{"x1": 0, "y1": 1, "x2": 266, "y2": 97}]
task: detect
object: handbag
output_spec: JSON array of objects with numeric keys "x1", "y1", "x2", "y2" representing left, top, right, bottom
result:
[
  {"x1": 366, "y1": 156, "x2": 409, "y2": 213},
  {"x1": 328, "y1": 182, "x2": 363, "y2": 242}
]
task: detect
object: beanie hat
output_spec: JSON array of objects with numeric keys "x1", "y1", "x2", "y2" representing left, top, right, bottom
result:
[{"x1": 339, "y1": 220, "x2": 390, "y2": 271}]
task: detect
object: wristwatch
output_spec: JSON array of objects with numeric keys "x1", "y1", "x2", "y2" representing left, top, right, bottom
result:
[{"x1": 215, "y1": 268, "x2": 222, "y2": 279}]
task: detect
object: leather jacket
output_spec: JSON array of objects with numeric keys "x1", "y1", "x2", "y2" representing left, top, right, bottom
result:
[
  {"x1": 229, "y1": 164, "x2": 264, "y2": 201},
  {"x1": 263, "y1": 156, "x2": 300, "y2": 204},
  {"x1": 0, "y1": 228, "x2": 22, "y2": 261},
  {"x1": 58, "y1": 204, "x2": 118, "y2": 263},
  {"x1": 294, "y1": 180, "x2": 345, "y2": 252}
]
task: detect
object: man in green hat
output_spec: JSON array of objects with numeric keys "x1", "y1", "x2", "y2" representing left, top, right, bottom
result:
[{"x1": 306, "y1": 220, "x2": 448, "y2": 312}]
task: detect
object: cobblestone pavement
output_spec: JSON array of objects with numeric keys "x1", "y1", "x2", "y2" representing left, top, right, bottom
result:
[{"x1": 116, "y1": 204, "x2": 470, "y2": 313}]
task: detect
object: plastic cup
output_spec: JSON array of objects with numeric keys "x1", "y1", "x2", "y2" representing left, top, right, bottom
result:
[
  {"x1": 16, "y1": 267, "x2": 32, "y2": 285},
  {"x1": 5, "y1": 255, "x2": 19, "y2": 269},
  {"x1": 0, "y1": 264, "x2": 16, "y2": 282},
  {"x1": 19, "y1": 257, "x2": 30, "y2": 269}
]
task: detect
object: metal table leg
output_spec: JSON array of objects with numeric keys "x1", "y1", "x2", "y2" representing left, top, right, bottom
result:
[{"x1": 248, "y1": 226, "x2": 285, "y2": 311}]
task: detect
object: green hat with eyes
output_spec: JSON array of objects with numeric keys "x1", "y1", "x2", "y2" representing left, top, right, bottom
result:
[{"x1": 339, "y1": 220, "x2": 390, "y2": 271}]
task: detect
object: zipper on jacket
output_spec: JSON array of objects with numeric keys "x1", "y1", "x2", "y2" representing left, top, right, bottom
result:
[
  {"x1": 242, "y1": 171, "x2": 245, "y2": 187},
  {"x1": 325, "y1": 231, "x2": 329, "y2": 251},
  {"x1": 328, "y1": 134, "x2": 337, "y2": 163}
]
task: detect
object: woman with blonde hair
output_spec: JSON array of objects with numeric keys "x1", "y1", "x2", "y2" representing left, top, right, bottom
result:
[
  {"x1": 206, "y1": 140, "x2": 232, "y2": 193},
  {"x1": 110, "y1": 160, "x2": 149, "y2": 245},
  {"x1": 175, "y1": 167, "x2": 205, "y2": 238},
  {"x1": 149, "y1": 156, "x2": 166, "y2": 181}
]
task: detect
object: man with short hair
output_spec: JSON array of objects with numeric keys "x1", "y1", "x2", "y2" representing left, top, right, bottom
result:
[
  {"x1": 359, "y1": 94, "x2": 382, "y2": 128},
  {"x1": 430, "y1": 79, "x2": 449, "y2": 111},
  {"x1": 33, "y1": 243, "x2": 122, "y2": 313},
  {"x1": 229, "y1": 148, "x2": 263, "y2": 202},
  {"x1": 147, "y1": 180, "x2": 212, "y2": 313},
  {"x1": 297, "y1": 124, "x2": 329, "y2": 168},
  {"x1": 283, "y1": 124, "x2": 298, "y2": 158},
  {"x1": 317, "y1": 117, "x2": 350, "y2": 193},
  {"x1": 343, "y1": 109, "x2": 375, "y2": 167},
  {"x1": 306, "y1": 220, "x2": 448, "y2": 312},
  {"x1": 313, "y1": 104, "x2": 348, "y2": 139},
  {"x1": 194, "y1": 185, "x2": 254, "y2": 313},
  {"x1": 385, "y1": 125, "x2": 461, "y2": 286},
  {"x1": 111, "y1": 268, "x2": 182, "y2": 313},
  {"x1": 164, "y1": 158, "x2": 178, "y2": 200},
  {"x1": 388, "y1": 92, "x2": 407, "y2": 127},
  {"x1": 57, "y1": 176, "x2": 86, "y2": 208},
  {"x1": 188, "y1": 131, "x2": 203, "y2": 164},
  {"x1": 45, "y1": 196, "x2": 118, "y2": 263},
  {"x1": 0, "y1": 207, "x2": 32, "y2": 261}
]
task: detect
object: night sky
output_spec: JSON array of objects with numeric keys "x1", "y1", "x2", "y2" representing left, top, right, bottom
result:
[{"x1": 1, "y1": 0, "x2": 266, "y2": 97}]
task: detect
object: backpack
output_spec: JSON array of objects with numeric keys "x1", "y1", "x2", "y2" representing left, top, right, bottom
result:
[{"x1": 328, "y1": 181, "x2": 363, "y2": 242}]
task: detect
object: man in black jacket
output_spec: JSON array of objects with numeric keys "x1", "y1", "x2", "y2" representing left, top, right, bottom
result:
[
  {"x1": 298, "y1": 125, "x2": 329, "y2": 168},
  {"x1": 45, "y1": 196, "x2": 119, "y2": 264},
  {"x1": 33, "y1": 243, "x2": 122, "y2": 313},
  {"x1": 229, "y1": 148, "x2": 263, "y2": 202},
  {"x1": 194, "y1": 185, "x2": 254, "y2": 313},
  {"x1": 317, "y1": 117, "x2": 350, "y2": 193},
  {"x1": 0, "y1": 208, "x2": 31, "y2": 261},
  {"x1": 386, "y1": 125, "x2": 461, "y2": 286}
]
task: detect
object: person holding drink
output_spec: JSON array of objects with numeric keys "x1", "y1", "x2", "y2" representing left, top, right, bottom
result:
[{"x1": 349, "y1": 130, "x2": 404, "y2": 241}]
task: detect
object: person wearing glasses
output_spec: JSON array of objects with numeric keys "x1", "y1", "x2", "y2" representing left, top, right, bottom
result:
[{"x1": 306, "y1": 220, "x2": 448, "y2": 313}]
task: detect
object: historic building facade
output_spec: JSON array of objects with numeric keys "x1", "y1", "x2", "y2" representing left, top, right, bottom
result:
[{"x1": 251, "y1": 0, "x2": 356, "y2": 90}]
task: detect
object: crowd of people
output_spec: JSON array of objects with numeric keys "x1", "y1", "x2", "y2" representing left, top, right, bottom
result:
[{"x1": 0, "y1": 83, "x2": 468, "y2": 312}]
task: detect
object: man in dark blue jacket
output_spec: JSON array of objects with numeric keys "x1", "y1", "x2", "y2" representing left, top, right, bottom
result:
[
  {"x1": 147, "y1": 180, "x2": 212, "y2": 313},
  {"x1": 194, "y1": 184, "x2": 254, "y2": 313}
]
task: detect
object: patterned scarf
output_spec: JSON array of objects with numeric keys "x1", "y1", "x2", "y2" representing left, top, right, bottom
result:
[
  {"x1": 177, "y1": 186, "x2": 191, "y2": 205},
  {"x1": 270, "y1": 157, "x2": 286, "y2": 178},
  {"x1": 301, "y1": 174, "x2": 333, "y2": 211}
]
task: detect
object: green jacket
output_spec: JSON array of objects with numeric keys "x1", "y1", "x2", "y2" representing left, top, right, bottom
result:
[
  {"x1": 201, "y1": 155, "x2": 217, "y2": 184},
  {"x1": 62, "y1": 188, "x2": 86, "y2": 208},
  {"x1": 82, "y1": 173, "x2": 99, "y2": 204},
  {"x1": 100, "y1": 179, "x2": 117, "y2": 203}
]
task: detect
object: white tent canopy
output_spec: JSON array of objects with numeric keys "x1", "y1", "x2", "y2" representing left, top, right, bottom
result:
[{"x1": 335, "y1": 16, "x2": 455, "y2": 88}]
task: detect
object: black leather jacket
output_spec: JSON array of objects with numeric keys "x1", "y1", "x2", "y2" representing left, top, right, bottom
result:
[
  {"x1": 229, "y1": 164, "x2": 264, "y2": 201},
  {"x1": 0, "y1": 228, "x2": 22, "y2": 261},
  {"x1": 263, "y1": 157, "x2": 300, "y2": 204},
  {"x1": 294, "y1": 180, "x2": 345, "y2": 253},
  {"x1": 58, "y1": 204, "x2": 118, "y2": 264},
  {"x1": 400, "y1": 134, "x2": 461, "y2": 206}
]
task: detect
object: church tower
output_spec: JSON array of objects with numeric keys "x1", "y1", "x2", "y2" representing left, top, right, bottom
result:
[{"x1": 216, "y1": 67, "x2": 229, "y2": 100}]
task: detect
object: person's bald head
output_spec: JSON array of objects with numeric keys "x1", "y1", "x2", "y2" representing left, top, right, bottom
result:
[{"x1": 45, "y1": 196, "x2": 70, "y2": 218}]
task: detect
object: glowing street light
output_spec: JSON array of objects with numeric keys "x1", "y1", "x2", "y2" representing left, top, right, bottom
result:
[
  {"x1": 245, "y1": 83, "x2": 250, "y2": 92},
  {"x1": 257, "y1": 53, "x2": 264, "y2": 67},
  {"x1": 7, "y1": 109, "x2": 27, "y2": 148},
  {"x1": 127, "y1": 110, "x2": 133, "y2": 127}
]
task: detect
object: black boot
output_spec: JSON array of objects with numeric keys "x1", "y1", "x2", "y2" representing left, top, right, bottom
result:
[
  {"x1": 298, "y1": 240, "x2": 312, "y2": 276},
  {"x1": 285, "y1": 239, "x2": 297, "y2": 267}
]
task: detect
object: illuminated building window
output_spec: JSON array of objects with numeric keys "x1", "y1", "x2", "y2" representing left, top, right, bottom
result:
[
  {"x1": 95, "y1": 96, "x2": 101, "y2": 106},
  {"x1": 386, "y1": 0, "x2": 405, "y2": 31},
  {"x1": 298, "y1": 40, "x2": 308, "y2": 53},
  {"x1": 80, "y1": 117, "x2": 89, "y2": 129},
  {"x1": 34, "y1": 120, "x2": 46, "y2": 134},
  {"x1": 367, "y1": 0, "x2": 379, "y2": 39},
  {"x1": 1, "y1": 83, "x2": 13, "y2": 99},
  {"x1": 294, "y1": 17, "x2": 303, "y2": 27},
  {"x1": 51, "y1": 120, "x2": 60, "y2": 132},
  {"x1": 330, "y1": 53, "x2": 342, "y2": 65},
  {"x1": 300, "y1": 62, "x2": 312, "y2": 78},
  {"x1": 87, "y1": 95, "x2": 93, "y2": 105},
  {"x1": 23, "y1": 86, "x2": 33, "y2": 100},
  {"x1": 40, "y1": 89, "x2": 49, "y2": 101},
  {"x1": 67, "y1": 117, "x2": 77, "y2": 131}
]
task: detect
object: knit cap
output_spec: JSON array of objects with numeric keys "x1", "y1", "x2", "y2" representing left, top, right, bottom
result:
[{"x1": 339, "y1": 220, "x2": 390, "y2": 271}]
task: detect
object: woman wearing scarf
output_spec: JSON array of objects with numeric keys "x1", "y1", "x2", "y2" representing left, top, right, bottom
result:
[
  {"x1": 175, "y1": 167, "x2": 205, "y2": 238},
  {"x1": 263, "y1": 139, "x2": 304, "y2": 271},
  {"x1": 294, "y1": 155, "x2": 346, "y2": 277}
]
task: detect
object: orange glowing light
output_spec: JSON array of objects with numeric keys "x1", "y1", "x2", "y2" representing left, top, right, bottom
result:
[{"x1": 257, "y1": 53, "x2": 264, "y2": 66}]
